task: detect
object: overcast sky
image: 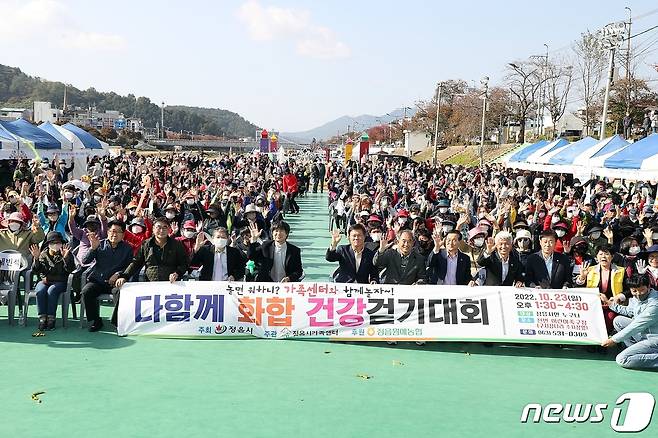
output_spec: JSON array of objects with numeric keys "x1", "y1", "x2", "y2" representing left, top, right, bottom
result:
[{"x1": 2, "y1": 0, "x2": 657, "y2": 131}]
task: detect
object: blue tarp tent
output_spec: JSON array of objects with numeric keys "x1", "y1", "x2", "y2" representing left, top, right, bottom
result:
[
  {"x1": 548, "y1": 137, "x2": 599, "y2": 165},
  {"x1": 0, "y1": 119, "x2": 61, "y2": 149},
  {"x1": 603, "y1": 134, "x2": 658, "y2": 170},
  {"x1": 506, "y1": 139, "x2": 549, "y2": 163},
  {"x1": 61, "y1": 123, "x2": 102, "y2": 149}
]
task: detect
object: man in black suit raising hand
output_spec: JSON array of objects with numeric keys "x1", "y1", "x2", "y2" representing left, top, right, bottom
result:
[
  {"x1": 248, "y1": 221, "x2": 303, "y2": 282},
  {"x1": 326, "y1": 224, "x2": 378, "y2": 283},
  {"x1": 476, "y1": 231, "x2": 524, "y2": 287}
]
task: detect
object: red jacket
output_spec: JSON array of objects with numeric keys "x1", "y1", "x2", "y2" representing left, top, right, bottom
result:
[
  {"x1": 282, "y1": 174, "x2": 298, "y2": 194},
  {"x1": 124, "y1": 217, "x2": 153, "y2": 256}
]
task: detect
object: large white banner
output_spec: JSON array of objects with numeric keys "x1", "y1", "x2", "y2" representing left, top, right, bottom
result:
[{"x1": 117, "y1": 282, "x2": 608, "y2": 344}]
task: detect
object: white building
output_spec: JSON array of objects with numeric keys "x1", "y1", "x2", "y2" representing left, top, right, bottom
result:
[
  {"x1": 0, "y1": 107, "x2": 32, "y2": 121},
  {"x1": 33, "y1": 101, "x2": 61, "y2": 123},
  {"x1": 403, "y1": 130, "x2": 431, "y2": 156}
]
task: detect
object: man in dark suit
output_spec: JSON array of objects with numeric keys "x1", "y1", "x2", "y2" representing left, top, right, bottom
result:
[
  {"x1": 247, "y1": 221, "x2": 303, "y2": 282},
  {"x1": 525, "y1": 230, "x2": 572, "y2": 289},
  {"x1": 326, "y1": 224, "x2": 378, "y2": 283},
  {"x1": 427, "y1": 229, "x2": 473, "y2": 286},
  {"x1": 374, "y1": 229, "x2": 427, "y2": 285},
  {"x1": 191, "y1": 227, "x2": 246, "y2": 281},
  {"x1": 477, "y1": 231, "x2": 524, "y2": 287}
]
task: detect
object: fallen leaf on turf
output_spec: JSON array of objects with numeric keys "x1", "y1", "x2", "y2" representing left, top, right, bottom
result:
[
  {"x1": 392, "y1": 360, "x2": 404, "y2": 366},
  {"x1": 356, "y1": 374, "x2": 373, "y2": 380},
  {"x1": 31, "y1": 391, "x2": 45, "y2": 403},
  {"x1": 323, "y1": 351, "x2": 331, "y2": 354}
]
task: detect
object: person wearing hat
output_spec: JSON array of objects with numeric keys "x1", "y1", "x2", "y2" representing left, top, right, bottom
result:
[
  {"x1": 81, "y1": 220, "x2": 134, "y2": 332},
  {"x1": 36, "y1": 200, "x2": 69, "y2": 240},
  {"x1": 54, "y1": 156, "x2": 74, "y2": 184},
  {"x1": 69, "y1": 211, "x2": 107, "y2": 264},
  {"x1": 124, "y1": 216, "x2": 153, "y2": 258},
  {"x1": 514, "y1": 228, "x2": 534, "y2": 268},
  {"x1": 582, "y1": 224, "x2": 612, "y2": 259},
  {"x1": 550, "y1": 220, "x2": 571, "y2": 254},
  {"x1": 326, "y1": 224, "x2": 378, "y2": 284},
  {"x1": 28, "y1": 232, "x2": 75, "y2": 331},
  {"x1": 459, "y1": 225, "x2": 488, "y2": 278},
  {"x1": 175, "y1": 220, "x2": 199, "y2": 261},
  {"x1": 0, "y1": 212, "x2": 45, "y2": 260},
  {"x1": 181, "y1": 191, "x2": 205, "y2": 224},
  {"x1": 233, "y1": 203, "x2": 266, "y2": 241},
  {"x1": 201, "y1": 203, "x2": 227, "y2": 236}
]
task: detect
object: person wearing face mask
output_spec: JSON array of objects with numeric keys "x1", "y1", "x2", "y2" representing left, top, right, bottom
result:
[
  {"x1": 162, "y1": 204, "x2": 181, "y2": 229},
  {"x1": 37, "y1": 202, "x2": 69, "y2": 240},
  {"x1": 601, "y1": 273, "x2": 658, "y2": 369},
  {"x1": 414, "y1": 228, "x2": 434, "y2": 259},
  {"x1": 173, "y1": 218, "x2": 197, "y2": 252},
  {"x1": 0, "y1": 212, "x2": 45, "y2": 260},
  {"x1": 192, "y1": 227, "x2": 246, "y2": 281},
  {"x1": 460, "y1": 226, "x2": 488, "y2": 278},
  {"x1": 614, "y1": 237, "x2": 643, "y2": 279},
  {"x1": 233, "y1": 204, "x2": 266, "y2": 239},
  {"x1": 584, "y1": 225, "x2": 609, "y2": 258},
  {"x1": 124, "y1": 217, "x2": 153, "y2": 257},
  {"x1": 28, "y1": 232, "x2": 75, "y2": 331},
  {"x1": 181, "y1": 192, "x2": 204, "y2": 223},
  {"x1": 551, "y1": 221, "x2": 571, "y2": 254},
  {"x1": 365, "y1": 225, "x2": 385, "y2": 252},
  {"x1": 514, "y1": 229, "x2": 534, "y2": 269}
]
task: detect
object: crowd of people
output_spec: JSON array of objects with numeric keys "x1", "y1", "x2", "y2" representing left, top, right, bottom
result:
[{"x1": 0, "y1": 150, "x2": 656, "y2": 370}]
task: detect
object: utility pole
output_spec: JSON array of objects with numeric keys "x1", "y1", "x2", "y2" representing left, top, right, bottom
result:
[
  {"x1": 541, "y1": 44, "x2": 549, "y2": 137},
  {"x1": 432, "y1": 81, "x2": 443, "y2": 166},
  {"x1": 479, "y1": 76, "x2": 489, "y2": 167},
  {"x1": 161, "y1": 102, "x2": 165, "y2": 139},
  {"x1": 598, "y1": 22, "x2": 626, "y2": 140},
  {"x1": 625, "y1": 7, "x2": 632, "y2": 115}
]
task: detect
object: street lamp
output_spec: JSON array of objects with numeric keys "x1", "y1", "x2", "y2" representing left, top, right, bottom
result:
[
  {"x1": 433, "y1": 81, "x2": 443, "y2": 166},
  {"x1": 161, "y1": 102, "x2": 165, "y2": 139},
  {"x1": 479, "y1": 76, "x2": 489, "y2": 167}
]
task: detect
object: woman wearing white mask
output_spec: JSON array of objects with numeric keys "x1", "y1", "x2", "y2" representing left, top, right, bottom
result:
[
  {"x1": 29, "y1": 232, "x2": 75, "y2": 331},
  {"x1": 175, "y1": 220, "x2": 199, "y2": 262},
  {"x1": 0, "y1": 212, "x2": 45, "y2": 261}
]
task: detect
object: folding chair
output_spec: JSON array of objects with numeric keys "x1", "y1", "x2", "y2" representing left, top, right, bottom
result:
[{"x1": 0, "y1": 250, "x2": 29, "y2": 325}]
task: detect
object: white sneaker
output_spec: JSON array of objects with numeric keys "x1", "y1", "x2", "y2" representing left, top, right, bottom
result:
[
  {"x1": 415, "y1": 341, "x2": 426, "y2": 346},
  {"x1": 386, "y1": 341, "x2": 397, "y2": 345}
]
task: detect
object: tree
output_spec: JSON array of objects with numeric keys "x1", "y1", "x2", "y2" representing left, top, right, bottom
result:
[
  {"x1": 506, "y1": 61, "x2": 543, "y2": 143},
  {"x1": 573, "y1": 32, "x2": 606, "y2": 136},
  {"x1": 608, "y1": 78, "x2": 658, "y2": 133},
  {"x1": 544, "y1": 60, "x2": 574, "y2": 138}
]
